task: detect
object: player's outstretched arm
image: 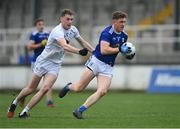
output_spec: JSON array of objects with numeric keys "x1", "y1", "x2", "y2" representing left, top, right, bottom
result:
[
  {"x1": 57, "y1": 38, "x2": 88, "y2": 56},
  {"x1": 76, "y1": 36, "x2": 95, "y2": 53},
  {"x1": 100, "y1": 41, "x2": 119, "y2": 55},
  {"x1": 57, "y1": 38, "x2": 79, "y2": 54}
]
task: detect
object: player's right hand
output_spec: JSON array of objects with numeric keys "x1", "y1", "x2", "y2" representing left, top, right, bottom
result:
[
  {"x1": 79, "y1": 48, "x2": 88, "y2": 56},
  {"x1": 41, "y1": 39, "x2": 47, "y2": 46},
  {"x1": 119, "y1": 43, "x2": 132, "y2": 54}
]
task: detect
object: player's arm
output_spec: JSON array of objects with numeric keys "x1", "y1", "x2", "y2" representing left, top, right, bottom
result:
[
  {"x1": 57, "y1": 38, "x2": 87, "y2": 56},
  {"x1": 76, "y1": 36, "x2": 94, "y2": 53},
  {"x1": 100, "y1": 40, "x2": 119, "y2": 55},
  {"x1": 27, "y1": 40, "x2": 42, "y2": 51}
]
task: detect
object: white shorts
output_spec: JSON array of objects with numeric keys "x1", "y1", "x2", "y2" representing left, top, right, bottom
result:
[
  {"x1": 85, "y1": 55, "x2": 113, "y2": 77},
  {"x1": 31, "y1": 62, "x2": 35, "y2": 70},
  {"x1": 33, "y1": 57, "x2": 61, "y2": 77}
]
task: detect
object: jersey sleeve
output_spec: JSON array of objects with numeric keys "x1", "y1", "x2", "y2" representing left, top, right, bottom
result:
[
  {"x1": 29, "y1": 33, "x2": 35, "y2": 41},
  {"x1": 100, "y1": 31, "x2": 111, "y2": 43},
  {"x1": 123, "y1": 31, "x2": 128, "y2": 43},
  {"x1": 124, "y1": 34, "x2": 128, "y2": 42},
  {"x1": 52, "y1": 29, "x2": 64, "y2": 41},
  {"x1": 73, "y1": 26, "x2": 80, "y2": 38}
]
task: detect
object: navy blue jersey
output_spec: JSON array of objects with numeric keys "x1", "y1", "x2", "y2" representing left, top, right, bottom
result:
[
  {"x1": 93, "y1": 25, "x2": 128, "y2": 66},
  {"x1": 30, "y1": 31, "x2": 49, "y2": 62}
]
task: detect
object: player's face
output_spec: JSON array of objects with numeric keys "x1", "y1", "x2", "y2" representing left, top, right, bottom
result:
[
  {"x1": 113, "y1": 18, "x2": 126, "y2": 32},
  {"x1": 36, "y1": 21, "x2": 44, "y2": 32},
  {"x1": 61, "y1": 14, "x2": 74, "y2": 30}
]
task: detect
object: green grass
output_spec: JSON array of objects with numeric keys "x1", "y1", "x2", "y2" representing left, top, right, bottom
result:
[{"x1": 0, "y1": 90, "x2": 180, "y2": 128}]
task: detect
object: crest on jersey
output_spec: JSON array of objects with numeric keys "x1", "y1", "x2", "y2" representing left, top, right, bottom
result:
[
  {"x1": 112, "y1": 37, "x2": 116, "y2": 41},
  {"x1": 117, "y1": 37, "x2": 121, "y2": 42}
]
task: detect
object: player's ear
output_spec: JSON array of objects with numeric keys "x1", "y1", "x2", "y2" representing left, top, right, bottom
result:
[
  {"x1": 60, "y1": 17, "x2": 62, "y2": 22},
  {"x1": 60, "y1": 16, "x2": 63, "y2": 23},
  {"x1": 112, "y1": 19, "x2": 116, "y2": 24}
]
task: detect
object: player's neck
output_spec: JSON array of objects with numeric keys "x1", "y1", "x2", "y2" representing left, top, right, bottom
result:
[
  {"x1": 112, "y1": 25, "x2": 121, "y2": 34},
  {"x1": 60, "y1": 23, "x2": 70, "y2": 30}
]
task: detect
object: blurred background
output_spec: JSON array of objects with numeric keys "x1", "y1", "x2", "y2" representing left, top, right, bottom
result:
[{"x1": 0, "y1": 0, "x2": 180, "y2": 91}]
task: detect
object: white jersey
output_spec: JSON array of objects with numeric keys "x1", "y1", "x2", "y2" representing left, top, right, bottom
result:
[{"x1": 37, "y1": 23, "x2": 80, "y2": 64}]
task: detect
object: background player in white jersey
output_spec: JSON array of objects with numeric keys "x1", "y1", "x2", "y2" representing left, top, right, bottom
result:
[
  {"x1": 7, "y1": 9, "x2": 94, "y2": 118},
  {"x1": 19, "y1": 18, "x2": 55, "y2": 108},
  {"x1": 59, "y1": 11, "x2": 134, "y2": 119}
]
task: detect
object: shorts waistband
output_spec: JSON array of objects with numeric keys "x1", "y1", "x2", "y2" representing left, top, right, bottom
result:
[{"x1": 93, "y1": 55, "x2": 113, "y2": 67}]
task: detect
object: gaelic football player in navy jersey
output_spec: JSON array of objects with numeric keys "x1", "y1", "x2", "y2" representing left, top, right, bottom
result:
[
  {"x1": 59, "y1": 11, "x2": 133, "y2": 119},
  {"x1": 28, "y1": 19, "x2": 49, "y2": 62},
  {"x1": 7, "y1": 9, "x2": 94, "y2": 118}
]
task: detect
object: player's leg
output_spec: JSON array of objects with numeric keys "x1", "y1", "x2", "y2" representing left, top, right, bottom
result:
[
  {"x1": 18, "y1": 62, "x2": 35, "y2": 108},
  {"x1": 16, "y1": 74, "x2": 42, "y2": 101},
  {"x1": 83, "y1": 75, "x2": 112, "y2": 107},
  {"x1": 19, "y1": 73, "x2": 57, "y2": 118},
  {"x1": 70, "y1": 68, "x2": 95, "y2": 91},
  {"x1": 59, "y1": 67, "x2": 95, "y2": 98},
  {"x1": 7, "y1": 74, "x2": 42, "y2": 118},
  {"x1": 73, "y1": 75, "x2": 112, "y2": 119},
  {"x1": 41, "y1": 74, "x2": 54, "y2": 107},
  {"x1": 46, "y1": 88, "x2": 54, "y2": 107}
]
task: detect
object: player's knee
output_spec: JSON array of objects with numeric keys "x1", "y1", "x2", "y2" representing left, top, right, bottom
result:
[
  {"x1": 41, "y1": 85, "x2": 50, "y2": 94},
  {"x1": 97, "y1": 89, "x2": 108, "y2": 97},
  {"x1": 73, "y1": 86, "x2": 83, "y2": 92},
  {"x1": 72, "y1": 83, "x2": 85, "y2": 92},
  {"x1": 26, "y1": 87, "x2": 36, "y2": 93}
]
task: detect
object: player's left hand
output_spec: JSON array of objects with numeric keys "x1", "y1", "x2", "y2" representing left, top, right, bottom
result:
[
  {"x1": 79, "y1": 48, "x2": 88, "y2": 56},
  {"x1": 119, "y1": 43, "x2": 132, "y2": 54}
]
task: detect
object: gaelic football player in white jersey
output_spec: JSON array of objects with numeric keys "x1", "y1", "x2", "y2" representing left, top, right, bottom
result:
[{"x1": 7, "y1": 9, "x2": 94, "y2": 118}]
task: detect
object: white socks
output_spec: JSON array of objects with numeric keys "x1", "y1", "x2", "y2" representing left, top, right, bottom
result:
[
  {"x1": 12, "y1": 98, "x2": 18, "y2": 105},
  {"x1": 13, "y1": 98, "x2": 30, "y2": 115},
  {"x1": 20, "y1": 106, "x2": 30, "y2": 115}
]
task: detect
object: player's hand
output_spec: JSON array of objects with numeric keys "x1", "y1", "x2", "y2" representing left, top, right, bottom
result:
[
  {"x1": 125, "y1": 53, "x2": 135, "y2": 60},
  {"x1": 41, "y1": 39, "x2": 47, "y2": 46},
  {"x1": 79, "y1": 48, "x2": 88, "y2": 56},
  {"x1": 119, "y1": 43, "x2": 132, "y2": 54}
]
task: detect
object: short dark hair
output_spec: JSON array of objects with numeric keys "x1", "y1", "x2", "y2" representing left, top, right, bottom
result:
[
  {"x1": 60, "y1": 9, "x2": 74, "y2": 17},
  {"x1": 34, "y1": 18, "x2": 44, "y2": 26},
  {"x1": 112, "y1": 11, "x2": 127, "y2": 20}
]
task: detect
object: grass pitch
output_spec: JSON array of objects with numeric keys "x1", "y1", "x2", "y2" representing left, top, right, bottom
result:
[{"x1": 0, "y1": 90, "x2": 180, "y2": 128}]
